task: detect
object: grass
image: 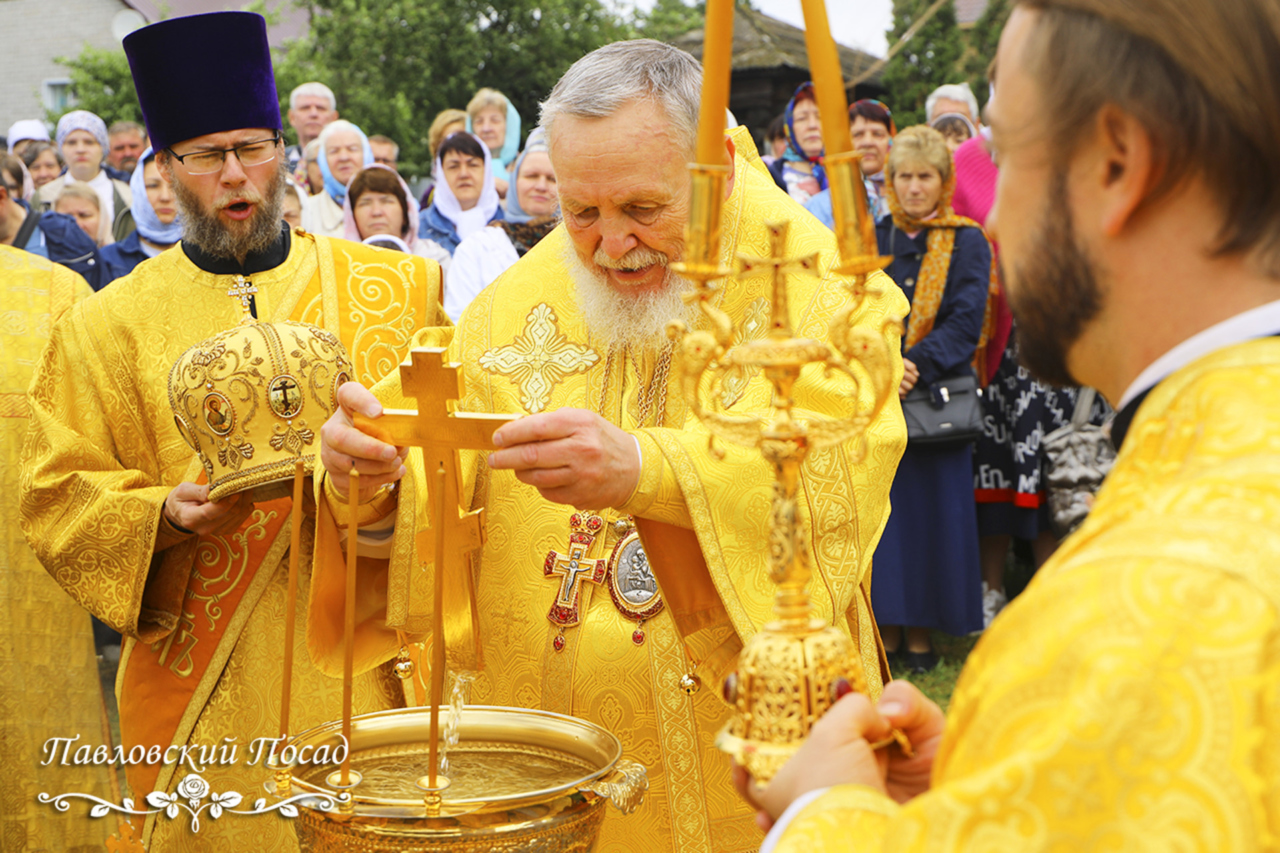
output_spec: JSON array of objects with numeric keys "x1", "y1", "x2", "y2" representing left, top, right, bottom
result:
[{"x1": 894, "y1": 631, "x2": 980, "y2": 712}]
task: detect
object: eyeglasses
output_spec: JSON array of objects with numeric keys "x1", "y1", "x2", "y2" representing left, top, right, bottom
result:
[{"x1": 166, "y1": 136, "x2": 281, "y2": 175}]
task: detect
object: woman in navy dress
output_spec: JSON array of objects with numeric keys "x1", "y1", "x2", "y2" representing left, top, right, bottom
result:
[{"x1": 871, "y1": 125, "x2": 995, "y2": 672}]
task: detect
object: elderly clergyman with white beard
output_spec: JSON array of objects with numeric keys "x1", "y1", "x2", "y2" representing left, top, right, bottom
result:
[{"x1": 319, "y1": 39, "x2": 909, "y2": 852}]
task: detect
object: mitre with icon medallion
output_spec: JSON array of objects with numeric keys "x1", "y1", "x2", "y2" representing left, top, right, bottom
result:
[{"x1": 168, "y1": 320, "x2": 353, "y2": 501}]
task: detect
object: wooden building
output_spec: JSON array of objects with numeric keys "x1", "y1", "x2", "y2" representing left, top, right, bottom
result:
[{"x1": 672, "y1": 4, "x2": 885, "y2": 148}]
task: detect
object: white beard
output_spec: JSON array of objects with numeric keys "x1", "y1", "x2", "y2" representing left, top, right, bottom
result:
[{"x1": 562, "y1": 242, "x2": 696, "y2": 354}]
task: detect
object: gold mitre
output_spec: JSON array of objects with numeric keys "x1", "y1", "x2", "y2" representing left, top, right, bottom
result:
[{"x1": 168, "y1": 321, "x2": 352, "y2": 501}]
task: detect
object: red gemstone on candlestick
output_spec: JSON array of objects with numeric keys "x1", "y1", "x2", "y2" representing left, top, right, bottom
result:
[
  {"x1": 632, "y1": 628, "x2": 645, "y2": 645},
  {"x1": 553, "y1": 634, "x2": 566, "y2": 652}
]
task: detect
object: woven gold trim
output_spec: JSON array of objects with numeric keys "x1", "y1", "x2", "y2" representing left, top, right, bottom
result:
[{"x1": 207, "y1": 454, "x2": 318, "y2": 502}]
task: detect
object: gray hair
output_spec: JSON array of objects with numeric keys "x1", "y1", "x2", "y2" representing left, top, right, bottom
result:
[
  {"x1": 290, "y1": 82, "x2": 336, "y2": 111},
  {"x1": 925, "y1": 83, "x2": 979, "y2": 122},
  {"x1": 539, "y1": 39, "x2": 702, "y2": 151}
]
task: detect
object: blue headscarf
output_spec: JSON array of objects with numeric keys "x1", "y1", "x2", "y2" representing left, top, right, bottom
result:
[
  {"x1": 502, "y1": 128, "x2": 556, "y2": 225},
  {"x1": 782, "y1": 82, "x2": 827, "y2": 191},
  {"x1": 466, "y1": 94, "x2": 521, "y2": 180},
  {"x1": 317, "y1": 120, "x2": 374, "y2": 205},
  {"x1": 129, "y1": 147, "x2": 183, "y2": 244}
]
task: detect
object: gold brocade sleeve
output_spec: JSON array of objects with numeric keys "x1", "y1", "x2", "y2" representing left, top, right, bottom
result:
[
  {"x1": 773, "y1": 786, "x2": 897, "y2": 853},
  {"x1": 775, "y1": 558, "x2": 1280, "y2": 851},
  {"x1": 618, "y1": 429, "x2": 691, "y2": 528},
  {"x1": 19, "y1": 300, "x2": 178, "y2": 640}
]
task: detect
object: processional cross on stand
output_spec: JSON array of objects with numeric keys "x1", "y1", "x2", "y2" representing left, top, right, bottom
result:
[{"x1": 353, "y1": 348, "x2": 518, "y2": 797}]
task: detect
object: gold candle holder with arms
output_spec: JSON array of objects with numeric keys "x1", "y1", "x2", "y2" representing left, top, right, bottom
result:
[{"x1": 666, "y1": 0, "x2": 907, "y2": 785}]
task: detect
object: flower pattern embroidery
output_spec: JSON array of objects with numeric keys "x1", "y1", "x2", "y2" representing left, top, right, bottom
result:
[{"x1": 479, "y1": 303, "x2": 599, "y2": 414}]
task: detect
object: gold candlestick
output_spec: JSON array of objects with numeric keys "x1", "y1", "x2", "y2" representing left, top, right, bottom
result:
[{"x1": 668, "y1": 218, "x2": 908, "y2": 783}]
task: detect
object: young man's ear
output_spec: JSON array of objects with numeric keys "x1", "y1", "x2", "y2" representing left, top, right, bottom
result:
[{"x1": 1093, "y1": 104, "x2": 1158, "y2": 238}]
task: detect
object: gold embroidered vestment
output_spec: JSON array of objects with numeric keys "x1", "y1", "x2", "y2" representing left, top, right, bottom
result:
[{"x1": 315, "y1": 129, "x2": 909, "y2": 853}]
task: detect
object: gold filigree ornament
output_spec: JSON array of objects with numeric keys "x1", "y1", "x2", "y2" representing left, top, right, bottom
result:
[
  {"x1": 168, "y1": 320, "x2": 353, "y2": 501},
  {"x1": 478, "y1": 302, "x2": 599, "y2": 414},
  {"x1": 669, "y1": 211, "x2": 909, "y2": 782}
]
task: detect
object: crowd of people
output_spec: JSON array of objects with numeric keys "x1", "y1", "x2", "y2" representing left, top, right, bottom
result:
[
  {"x1": 1, "y1": 79, "x2": 562, "y2": 321},
  {"x1": 758, "y1": 73, "x2": 1112, "y2": 671},
  {"x1": 4, "y1": 0, "x2": 1279, "y2": 850}
]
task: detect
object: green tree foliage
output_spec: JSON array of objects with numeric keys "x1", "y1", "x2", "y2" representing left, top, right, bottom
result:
[
  {"x1": 280, "y1": 0, "x2": 631, "y2": 176},
  {"x1": 632, "y1": 0, "x2": 705, "y2": 45},
  {"x1": 881, "y1": 0, "x2": 966, "y2": 129},
  {"x1": 961, "y1": 0, "x2": 1012, "y2": 106},
  {"x1": 49, "y1": 47, "x2": 140, "y2": 128}
]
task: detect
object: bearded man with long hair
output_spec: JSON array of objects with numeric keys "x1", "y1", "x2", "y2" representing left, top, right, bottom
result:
[
  {"x1": 738, "y1": 1, "x2": 1280, "y2": 849},
  {"x1": 20, "y1": 12, "x2": 445, "y2": 850}
]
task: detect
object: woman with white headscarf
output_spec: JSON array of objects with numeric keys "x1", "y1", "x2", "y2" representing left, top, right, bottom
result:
[
  {"x1": 99, "y1": 147, "x2": 182, "y2": 285},
  {"x1": 417, "y1": 132, "x2": 502, "y2": 256},
  {"x1": 342, "y1": 163, "x2": 451, "y2": 270},
  {"x1": 35, "y1": 110, "x2": 133, "y2": 245},
  {"x1": 301, "y1": 119, "x2": 373, "y2": 237},
  {"x1": 446, "y1": 128, "x2": 558, "y2": 321}
]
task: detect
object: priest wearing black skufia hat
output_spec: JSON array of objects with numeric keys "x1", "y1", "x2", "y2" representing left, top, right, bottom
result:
[{"x1": 19, "y1": 12, "x2": 445, "y2": 850}]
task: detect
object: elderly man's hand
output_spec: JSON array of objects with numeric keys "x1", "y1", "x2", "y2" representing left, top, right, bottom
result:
[
  {"x1": 163, "y1": 482, "x2": 256, "y2": 537},
  {"x1": 732, "y1": 680, "x2": 945, "y2": 831},
  {"x1": 487, "y1": 408, "x2": 639, "y2": 509},
  {"x1": 319, "y1": 381, "x2": 407, "y2": 502}
]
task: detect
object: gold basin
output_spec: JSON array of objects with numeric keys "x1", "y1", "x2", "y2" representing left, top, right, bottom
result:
[{"x1": 282, "y1": 705, "x2": 647, "y2": 852}]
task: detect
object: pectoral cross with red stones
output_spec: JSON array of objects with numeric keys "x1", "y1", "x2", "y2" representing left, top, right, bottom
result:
[{"x1": 544, "y1": 513, "x2": 607, "y2": 648}]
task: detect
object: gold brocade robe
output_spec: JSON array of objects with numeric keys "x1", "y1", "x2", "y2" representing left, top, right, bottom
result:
[
  {"x1": 773, "y1": 338, "x2": 1280, "y2": 851},
  {"x1": 1, "y1": 246, "x2": 108, "y2": 853},
  {"x1": 19, "y1": 232, "x2": 445, "y2": 850},
  {"x1": 318, "y1": 128, "x2": 909, "y2": 853}
]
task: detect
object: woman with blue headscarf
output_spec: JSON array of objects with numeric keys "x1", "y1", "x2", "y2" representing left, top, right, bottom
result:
[
  {"x1": 766, "y1": 82, "x2": 828, "y2": 205},
  {"x1": 467, "y1": 88, "x2": 521, "y2": 200},
  {"x1": 301, "y1": 119, "x2": 373, "y2": 237},
  {"x1": 447, "y1": 128, "x2": 558, "y2": 321},
  {"x1": 99, "y1": 147, "x2": 182, "y2": 285}
]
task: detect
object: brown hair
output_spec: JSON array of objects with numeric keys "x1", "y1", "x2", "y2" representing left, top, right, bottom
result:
[
  {"x1": 0, "y1": 154, "x2": 23, "y2": 195},
  {"x1": 1016, "y1": 0, "x2": 1280, "y2": 272},
  {"x1": 55, "y1": 183, "x2": 101, "y2": 211},
  {"x1": 887, "y1": 125, "x2": 953, "y2": 184},
  {"x1": 428, "y1": 109, "x2": 468, "y2": 161},
  {"x1": 347, "y1": 167, "x2": 408, "y2": 230}
]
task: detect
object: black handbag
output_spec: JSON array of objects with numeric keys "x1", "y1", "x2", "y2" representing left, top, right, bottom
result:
[{"x1": 901, "y1": 371, "x2": 984, "y2": 445}]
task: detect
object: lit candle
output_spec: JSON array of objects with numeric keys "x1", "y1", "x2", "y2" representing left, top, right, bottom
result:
[
  {"x1": 799, "y1": 0, "x2": 878, "y2": 260},
  {"x1": 695, "y1": 0, "x2": 736, "y2": 165},
  {"x1": 798, "y1": 0, "x2": 853, "y2": 157}
]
